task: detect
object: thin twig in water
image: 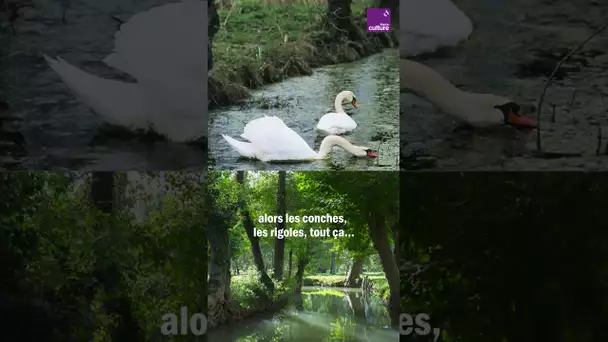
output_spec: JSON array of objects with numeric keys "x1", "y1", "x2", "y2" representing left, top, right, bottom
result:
[
  {"x1": 597, "y1": 126, "x2": 602, "y2": 156},
  {"x1": 551, "y1": 104, "x2": 556, "y2": 123},
  {"x1": 568, "y1": 88, "x2": 578, "y2": 108},
  {"x1": 535, "y1": 23, "x2": 608, "y2": 152},
  {"x1": 221, "y1": 0, "x2": 238, "y2": 31}
]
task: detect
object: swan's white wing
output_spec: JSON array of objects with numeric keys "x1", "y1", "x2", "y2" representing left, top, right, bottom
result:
[
  {"x1": 103, "y1": 0, "x2": 206, "y2": 84},
  {"x1": 44, "y1": 56, "x2": 149, "y2": 130},
  {"x1": 399, "y1": 0, "x2": 472, "y2": 56},
  {"x1": 240, "y1": 116, "x2": 317, "y2": 161},
  {"x1": 222, "y1": 134, "x2": 257, "y2": 158},
  {"x1": 316, "y1": 113, "x2": 357, "y2": 135}
]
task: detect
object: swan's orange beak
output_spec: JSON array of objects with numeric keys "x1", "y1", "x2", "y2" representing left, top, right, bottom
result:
[
  {"x1": 506, "y1": 111, "x2": 538, "y2": 128},
  {"x1": 365, "y1": 149, "x2": 377, "y2": 158},
  {"x1": 351, "y1": 99, "x2": 357, "y2": 109}
]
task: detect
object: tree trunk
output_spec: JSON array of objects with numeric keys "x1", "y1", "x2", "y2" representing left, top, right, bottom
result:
[
  {"x1": 330, "y1": 252, "x2": 336, "y2": 274},
  {"x1": 207, "y1": 198, "x2": 232, "y2": 325},
  {"x1": 367, "y1": 210, "x2": 400, "y2": 328},
  {"x1": 327, "y1": 0, "x2": 352, "y2": 32},
  {"x1": 288, "y1": 248, "x2": 293, "y2": 278},
  {"x1": 91, "y1": 172, "x2": 143, "y2": 341},
  {"x1": 235, "y1": 171, "x2": 274, "y2": 294},
  {"x1": 294, "y1": 255, "x2": 309, "y2": 294},
  {"x1": 344, "y1": 255, "x2": 365, "y2": 287},
  {"x1": 274, "y1": 171, "x2": 286, "y2": 281}
]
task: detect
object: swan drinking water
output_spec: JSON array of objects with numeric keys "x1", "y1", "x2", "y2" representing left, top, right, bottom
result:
[
  {"x1": 401, "y1": 58, "x2": 538, "y2": 128},
  {"x1": 222, "y1": 116, "x2": 377, "y2": 162},
  {"x1": 399, "y1": 1, "x2": 537, "y2": 128},
  {"x1": 316, "y1": 90, "x2": 358, "y2": 135},
  {"x1": 44, "y1": 0, "x2": 207, "y2": 142}
]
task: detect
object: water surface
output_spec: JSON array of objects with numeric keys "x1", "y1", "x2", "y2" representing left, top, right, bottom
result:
[{"x1": 208, "y1": 286, "x2": 397, "y2": 342}]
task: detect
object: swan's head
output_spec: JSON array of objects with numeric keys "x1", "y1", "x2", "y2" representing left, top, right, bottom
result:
[
  {"x1": 339, "y1": 90, "x2": 357, "y2": 109},
  {"x1": 494, "y1": 102, "x2": 538, "y2": 128},
  {"x1": 353, "y1": 145, "x2": 378, "y2": 158}
]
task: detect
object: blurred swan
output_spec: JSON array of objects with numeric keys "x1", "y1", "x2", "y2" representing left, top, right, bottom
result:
[
  {"x1": 399, "y1": 0, "x2": 473, "y2": 56},
  {"x1": 401, "y1": 59, "x2": 537, "y2": 128},
  {"x1": 44, "y1": 0, "x2": 207, "y2": 142}
]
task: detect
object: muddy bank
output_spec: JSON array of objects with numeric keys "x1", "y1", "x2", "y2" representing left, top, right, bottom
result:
[
  {"x1": 401, "y1": 0, "x2": 608, "y2": 170},
  {"x1": 207, "y1": 292, "x2": 292, "y2": 328},
  {"x1": 210, "y1": 14, "x2": 397, "y2": 108}
]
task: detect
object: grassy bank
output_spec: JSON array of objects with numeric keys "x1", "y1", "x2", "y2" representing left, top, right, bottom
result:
[
  {"x1": 208, "y1": 271, "x2": 294, "y2": 327},
  {"x1": 209, "y1": 0, "x2": 397, "y2": 108}
]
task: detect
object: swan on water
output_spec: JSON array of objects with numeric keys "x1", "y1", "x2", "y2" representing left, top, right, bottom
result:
[
  {"x1": 399, "y1": 0, "x2": 473, "y2": 57},
  {"x1": 44, "y1": 0, "x2": 207, "y2": 142},
  {"x1": 222, "y1": 116, "x2": 377, "y2": 162},
  {"x1": 400, "y1": 59, "x2": 537, "y2": 128},
  {"x1": 316, "y1": 90, "x2": 358, "y2": 135}
]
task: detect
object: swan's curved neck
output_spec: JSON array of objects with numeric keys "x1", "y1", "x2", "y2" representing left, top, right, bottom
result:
[
  {"x1": 400, "y1": 59, "x2": 469, "y2": 110},
  {"x1": 317, "y1": 135, "x2": 359, "y2": 158},
  {"x1": 334, "y1": 93, "x2": 346, "y2": 113}
]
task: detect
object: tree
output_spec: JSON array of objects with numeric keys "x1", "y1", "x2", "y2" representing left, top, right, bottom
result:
[
  {"x1": 274, "y1": 171, "x2": 287, "y2": 280},
  {"x1": 206, "y1": 172, "x2": 233, "y2": 325},
  {"x1": 235, "y1": 171, "x2": 274, "y2": 294},
  {"x1": 90, "y1": 172, "x2": 143, "y2": 341}
]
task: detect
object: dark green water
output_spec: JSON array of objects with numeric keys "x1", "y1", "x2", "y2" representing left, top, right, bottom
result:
[
  {"x1": 209, "y1": 50, "x2": 399, "y2": 171},
  {"x1": 208, "y1": 287, "x2": 397, "y2": 342}
]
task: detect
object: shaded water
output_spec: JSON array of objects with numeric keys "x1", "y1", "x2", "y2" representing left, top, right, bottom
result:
[
  {"x1": 209, "y1": 50, "x2": 399, "y2": 171},
  {"x1": 3, "y1": 0, "x2": 207, "y2": 170},
  {"x1": 401, "y1": 0, "x2": 608, "y2": 170},
  {"x1": 208, "y1": 287, "x2": 397, "y2": 342}
]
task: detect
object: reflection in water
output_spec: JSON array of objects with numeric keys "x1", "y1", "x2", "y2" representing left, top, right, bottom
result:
[
  {"x1": 208, "y1": 287, "x2": 397, "y2": 341},
  {"x1": 209, "y1": 50, "x2": 399, "y2": 171},
  {"x1": 6, "y1": 0, "x2": 207, "y2": 170}
]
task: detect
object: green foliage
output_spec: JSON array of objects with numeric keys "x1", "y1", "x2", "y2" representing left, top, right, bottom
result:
[
  {"x1": 1, "y1": 172, "x2": 208, "y2": 341},
  {"x1": 402, "y1": 173, "x2": 608, "y2": 341}
]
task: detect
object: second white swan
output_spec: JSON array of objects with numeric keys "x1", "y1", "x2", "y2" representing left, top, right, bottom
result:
[
  {"x1": 222, "y1": 116, "x2": 377, "y2": 162},
  {"x1": 316, "y1": 90, "x2": 358, "y2": 135}
]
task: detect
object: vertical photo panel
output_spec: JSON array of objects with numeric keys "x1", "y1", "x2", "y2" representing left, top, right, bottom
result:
[
  {"x1": 1, "y1": 1, "x2": 209, "y2": 170},
  {"x1": 401, "y1": 172, "x2": 608, "y2": 341},
  {"x1": 400, "y1": 0, "x2": 608, "y2": 170},
  {"x1": 207, "y1": 0, "x2": 399, "y2": 171},
  {"x1": 206, "y1": 171, "x2": 399, "y2": 340},
  {"x1": 0, "y1": 171, "x2": 209, "y2": 340}
]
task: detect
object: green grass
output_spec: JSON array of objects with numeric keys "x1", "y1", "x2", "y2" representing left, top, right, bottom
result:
[
  {"x1": 304, "y1": 271, "x2": 387, "y2": 287},
  {"x1": 209, "y1": 0, "x2": 395, "y2": 107}
]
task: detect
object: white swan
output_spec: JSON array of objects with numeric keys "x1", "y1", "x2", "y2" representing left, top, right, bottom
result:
[
  {"x1": 316, "y1": 90, "x2": 358, "y2": 135},
  {"x1": 44, "y1": 0, "x2": 207, "y2": 142},
  {"x1": 222, "y1": 116, "x2": 377, "y2": 162},
  {"x1": 401, "y1": 59, "x2": 538, "y2": 128},
  {"x1": 399, "y1": 0, "x2": 473, "y2": 56}
]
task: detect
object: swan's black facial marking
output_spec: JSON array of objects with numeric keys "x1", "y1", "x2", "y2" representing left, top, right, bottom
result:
[
  {"x1": 494, "y1": 102, "x2": 521, "y2": 122},
  {"x1": 351, "y1": 96, "x2": 357, "y2": 109},
  {"x1": 494, "y1": 101, "x2": 538, "y2": 128}
]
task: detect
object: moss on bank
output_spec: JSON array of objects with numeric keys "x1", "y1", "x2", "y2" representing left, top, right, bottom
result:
[{"x1": 209, "y1": 0, "x2": 397, "y2": 108}]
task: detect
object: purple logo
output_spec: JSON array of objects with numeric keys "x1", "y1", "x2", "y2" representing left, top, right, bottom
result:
[{"x1": 367, "y1": 8, "x2": 391, "y2": 32}]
